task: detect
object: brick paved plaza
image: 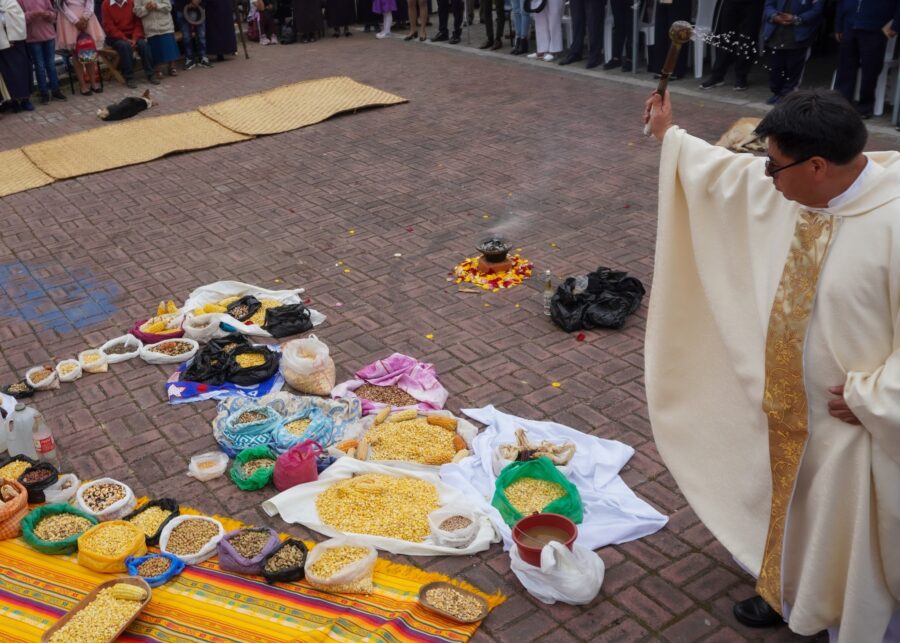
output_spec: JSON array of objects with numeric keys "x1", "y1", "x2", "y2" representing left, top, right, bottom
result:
[{"x1": 2, "y1": 32, "x2": 899, "y2": 642}]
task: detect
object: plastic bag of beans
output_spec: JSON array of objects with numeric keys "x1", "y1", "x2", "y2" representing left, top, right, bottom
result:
[
  {"x1": 123, "y1": 498, "x2": 180, "y2": 546},
  {"x1": 303, "y1": 537, "x2": 377, "y2": 594},
  {"x1": 280, "y1": 336, "x2": 335, "y2": 396},
  {"x1": 126, "y1": 552, "x2": 185, "y2": 587},
  {"x1": 217, "y1": 528, "x2": 281, "y2": 575},
  {"x1": 21, "y1": 503, "x2": 98, "y2": 554},
  {"x1": 25, "y1": 365, "x2": 59, "y2": 391},
  {"x1": 261, "y1": 538, "x2": 308, "y2": 584},
  {"x1": 226, "y1": 345, "x2": 280, "y2": 387},
  {"x1": 158, "y1": 515, "x2": 225, "y2": 565},
  {"x1": 77, "y1": 520, "x2": 147, "y2": 573},
  {"x1": 0, "y1": 480, "x2": 30, "y2": 541}
]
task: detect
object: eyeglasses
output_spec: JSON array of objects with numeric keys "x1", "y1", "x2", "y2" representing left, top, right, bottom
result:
[{"x1": 766, "y1": 156, "x2": 811, "y2": 175}]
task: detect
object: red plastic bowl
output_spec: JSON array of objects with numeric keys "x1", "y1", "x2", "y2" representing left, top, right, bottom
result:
[{"x1": 512, "y1": 513, "x2": 577, "y2": 567}]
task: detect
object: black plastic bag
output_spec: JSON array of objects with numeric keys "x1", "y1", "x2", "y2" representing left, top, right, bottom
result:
[
  {"x1": 182, "y1": 334, "x2": 251, "y2": 385},
  {"x1": 227, "y1": 296, "x2": 261, "y2": 322},
  {"x1": 280, "y1": 21, "x2": 297, "y2": 43},
  {"x1": 263, "y1": 304, "x2": 313, "y2": 339},
  {"x1": 2, "y1": 380, "x2": 34, "y2": 400},
  {"x1": 261, "y1": 538, "x2": 308, "y2": 584},
  {"x1": 123, "y1": 498, "x2": 180, "y2": 546},
  {"x1": 227, "y1": 345, "x2": 281, "y2": 386},
  {"x1": 208, "y1": 334, "x2": 251, "y2": 355},
  {"x1": 550, "y1": 267, "x2": 646, "y2": 332},
  {"x1": 182, "y1": 349, "x2": 229, "y2": 386},
  {"x1": 18, "y1": 463, "x2": 59, "y2": 504}
]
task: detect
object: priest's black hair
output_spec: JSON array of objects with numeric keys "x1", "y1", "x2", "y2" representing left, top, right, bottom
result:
[{"x1": 754, "y1": 90, "x2": 867, "y2": 166}]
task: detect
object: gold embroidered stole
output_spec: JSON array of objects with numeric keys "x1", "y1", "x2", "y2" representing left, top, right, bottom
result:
[{"x1": 756, "y1": 211, "x2": 836, "y2": 611}]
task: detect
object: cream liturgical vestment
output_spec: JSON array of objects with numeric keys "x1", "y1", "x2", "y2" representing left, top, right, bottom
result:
[{"x1": 645, "y1": 126, "x2": 900, "y2": 641}]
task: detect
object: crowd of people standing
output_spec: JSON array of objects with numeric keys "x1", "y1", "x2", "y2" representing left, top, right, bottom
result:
[
  {"x1": 0, "y1": 0, "x2": 236, "y2": 111},
  {"x1": 2, "y1": 0, "x2": 898, "y2": 121}
]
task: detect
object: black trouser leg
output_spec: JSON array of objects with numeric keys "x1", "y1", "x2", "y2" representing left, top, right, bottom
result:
[
  {"x1": 777, "y1": 47, "x2": 807, "y2": 94},
  {"x1": 834, "y1": 29, "x2": 861, "y2": 102},
  {"x1": 481, "y1": 0, "x2": 493, "y2": 39},
  {"x1": 493, "y1": 0, "x2": 505, "y2": 40},
  {"x1": 438, "y1": 0, "x2": 450, "y2": 31},
  {"x1": 856, "y1": 29, "x2": 888, "y2": 111},
  {"x1": 451, "y1": 0, "x2": 463, "y2": 33},
  {"x1": 107, "y1": 37, "x2": 135, "y2": 80},
  {"x1": 733, "y1": 0, "x2": 763, "y2": 81},
  {"x1": 609, "y1": 0, "x2": 631, "y2": 60},
  {"x1": 568, "y1": 0, "x2": 586, "y2": 56},
  {"x1": 710, "y1": 0, "x2": 742, "y2": 77},
  {"x1": 585, "y1": 0, "x2": 604, "y2": 62}
]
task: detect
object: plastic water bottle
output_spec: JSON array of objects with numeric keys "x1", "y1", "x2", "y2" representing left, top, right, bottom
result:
[
  {"x1": 8, "y1": 403, "x2": 60, "y2": 467},
  {"x1": 543, "y1": 270, "x2": 553, "y2": 316},
  {"x1": 8, "y1": 403, "x2": 38, "y2": 459},
  {"x1": 33, "y1": 410, "x2": 60, "y2": 468}
]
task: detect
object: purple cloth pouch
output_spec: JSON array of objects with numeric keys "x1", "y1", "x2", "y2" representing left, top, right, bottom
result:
[{"x1": 216, "y1": 528, "x2": 281, "y2": 575}]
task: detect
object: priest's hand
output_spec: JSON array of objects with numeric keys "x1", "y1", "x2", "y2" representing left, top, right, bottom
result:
[
  {"x1": 643, "y1": 90, "x2": 673, "y2": 141},
  {"x1": 827, "y1": 385, "x2": 861, "y2": 425}
]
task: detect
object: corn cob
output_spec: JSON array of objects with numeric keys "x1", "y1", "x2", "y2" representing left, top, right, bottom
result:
[
  {"x1": 109, "y1": 584, "x2": 147, "y2": 601},
  {"x1": 452, "y1": 435, "x2": 467, "y2": 452},
  {"x1": 374, "y1": 407, "x2": 391, "y2": 425},
  {"x1": 336, "y1": 439, "x2": 358, "y2": 452},
  {"x1": 387, "y1": 409, "x2": 418, "y2": 423},
  {"x1": 426, "y1": 415, "x2": 458, "y2": 431}
]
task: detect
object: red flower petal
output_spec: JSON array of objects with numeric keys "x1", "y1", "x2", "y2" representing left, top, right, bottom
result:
[{"x1": 576, "y1": 332, "x2": 586, "y2": 342}]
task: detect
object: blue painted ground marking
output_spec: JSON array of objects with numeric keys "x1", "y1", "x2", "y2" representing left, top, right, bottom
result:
[{"x1": 0, "y1": 260, "x2": 122, "y2": 334}]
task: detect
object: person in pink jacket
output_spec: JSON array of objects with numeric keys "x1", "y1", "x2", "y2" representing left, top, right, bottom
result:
[
  {"x1": 18, "y1": 0, "x2": 66, "y2": 103},
  {"x1": 56, "y1": 0, "x2": 105, "y2": 94}
]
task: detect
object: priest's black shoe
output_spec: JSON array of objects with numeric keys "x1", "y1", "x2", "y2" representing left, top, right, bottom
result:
[
  {"x1": 585, "y1": 58, "x2": 600, "y2": 69},
  {"x1": 432, "y1": 30, "x2": 449, "y2": 41},
  {"x1": 733, "y1": 596, "x2": 784, "y2": 628},
  {"x1": 479, "y1": 39, "x2": 493, "y2": 49}
]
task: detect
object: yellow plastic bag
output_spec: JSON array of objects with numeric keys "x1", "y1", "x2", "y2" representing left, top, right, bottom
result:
[{"x1": 77, "y1": 521, "x2": 147, "y2": 573}]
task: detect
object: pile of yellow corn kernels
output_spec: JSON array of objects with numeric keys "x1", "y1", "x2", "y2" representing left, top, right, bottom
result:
[
  {"x1": 316, "y1": 474, "x2": 439, "y2": 542},
  {"x1": 366, "y1": 419, "x2": 456, "y2": 465}
]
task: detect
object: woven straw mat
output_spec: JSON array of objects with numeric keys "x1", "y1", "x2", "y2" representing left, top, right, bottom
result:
[
  {"x1": 198, "y1": 76, "x2": 407, "y2": 136},
  {"x1": 21, "y1": 112, "x2": 251, "y2": 180},
  {"x1": 0, "y1": 149, "x2": 55, "y2": 197}
]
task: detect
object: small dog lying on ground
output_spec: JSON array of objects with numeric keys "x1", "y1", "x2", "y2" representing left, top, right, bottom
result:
[
  {"x1": 715, "y1": 117, "x2": 767, "y2": 153},
  {"x1": 97, "y1": 89, "x2": 157, "y2": 121}
]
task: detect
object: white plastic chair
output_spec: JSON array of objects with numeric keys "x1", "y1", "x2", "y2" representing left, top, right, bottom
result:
[
  {"x1": 693, "y1": 0, "x2": 717, "y2": 78},
  {"x1": 830, "y1": 36, "x2": 898, "y2": 117}
]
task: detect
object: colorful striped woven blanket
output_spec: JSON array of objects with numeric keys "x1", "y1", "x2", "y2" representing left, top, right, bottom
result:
[{"x1": 0, "y1": 511, "x2": 503, "y2": 642}]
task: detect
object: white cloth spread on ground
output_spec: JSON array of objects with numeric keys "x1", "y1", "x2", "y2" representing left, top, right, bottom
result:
[
  {"x1": 646, "y1": 126, "x2": 900, "y2": 641},
  {"x1": 261, "y1": 457, "x2": 499, "y2": 556},
  {"x1": 181, "y1": 280, "x2": 326, "y2": 340},
  {"x1": 439, "y1": 406, "x2": 668, "y2": 552}
]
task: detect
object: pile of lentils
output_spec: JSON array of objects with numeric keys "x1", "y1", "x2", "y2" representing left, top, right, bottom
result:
[
  {"x1": 136, "y1": 556, "x2": 172, "y2": 577},
  {"x1": 439, "y1": 516, "x2": 472, "y2": 532},
  {"x1": 354, "y1": 384, "x2": 418, "y2": 407},
  {"x1": 21, "y1": 468, "x2": 53, "y2": 484},
  {"x1": 150, "y1": 341, "x2": 192, "y2": 356}
]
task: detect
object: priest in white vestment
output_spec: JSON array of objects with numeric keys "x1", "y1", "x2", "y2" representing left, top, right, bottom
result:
[{"x1": 642, "y1": 89, "x2": 900, "y2": 642}]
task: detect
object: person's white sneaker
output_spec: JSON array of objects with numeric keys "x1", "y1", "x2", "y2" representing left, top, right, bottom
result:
[
  {"x1": 526, "y1": 52, "x2": 539, "y2": 59},
  {"x1": 376, "y1": 31, "x2": 390, "y2": 38},
  {"x1": 259, "y1": 35, "x2": 270, "y2": 45},
  {"x1": 543, "y1": 53, "x2": 555, "y2": 61}
]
